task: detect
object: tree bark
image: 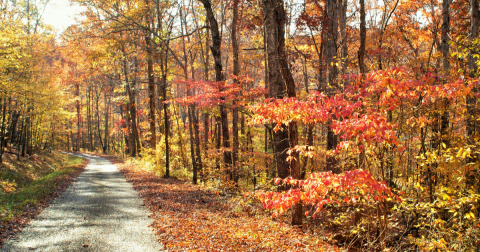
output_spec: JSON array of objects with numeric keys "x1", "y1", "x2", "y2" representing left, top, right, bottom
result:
[
  {"x1": 145, "y1": 20, "x2": 156, "y2": 150},
  {"x1": 231, "y1": 0, "x2": 240, "y2": 183},
  {"x1": 266, "y1": 0, "x2": 303, "y2": 226},
  {"x1": 122, "y1": 48, "x2": 137, "y2": 157},
  {"x1": 339, "y1": 0, "x2": 348, "y2": 75},
  {"x1": 358, "y1": 0, "x2": 366, "y2": 75},
  {"x1": 263, "y1": 0, "x2": 290, "y2": 181},
  {"x1": 199, "y1": 0, "x2": 232, "y2": 170},
  {"x1": 193, "y1": 105, "x2": 203, "y2": 182},
  {"x1": 95, "y1": 88, "x2": 104, "y2": 152},
  {"x1": 76, "y1": 83, "x2": 80, "y2": 152},
  {"x1": 0, "y1": 97, "x2": 7, "y2": 163},
  {"x1": 325, "y1": 0, "x2": 339, "y2": 173},
  {"x1": 188, "y1": 106, "x2": 198, "y2": 184},
  {"x1": 467, "y1": 0, "x2": 479, "y2": 188},
  {"x1": 104, "y1": 92, "x2": 109, "y2": 154},
  {"x1": 441, "y1": 0, "x2": 450, "y2": 74}
]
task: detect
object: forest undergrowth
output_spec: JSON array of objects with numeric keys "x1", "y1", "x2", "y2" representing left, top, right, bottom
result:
[{"x1": 117, "y1": 159, "x2": 339, "y2": 251}]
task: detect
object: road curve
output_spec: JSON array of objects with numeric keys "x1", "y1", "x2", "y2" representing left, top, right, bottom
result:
[{"x1": 1, "y1": 154, "x2": 164, "y2": 252}]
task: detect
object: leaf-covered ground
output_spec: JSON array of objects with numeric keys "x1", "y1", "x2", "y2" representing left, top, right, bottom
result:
[
  {"x1": 0, "y1": 151, "x2": 87, "y2": 246},
  {"x1": 118, "y1": 162, "x2": 339, "y2": 251}
]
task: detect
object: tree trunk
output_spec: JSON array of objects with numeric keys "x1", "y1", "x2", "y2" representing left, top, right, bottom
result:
[
  {"x1": 199, "y1": 0, "x2": 232, "y2": 170},
  {"x1": 189, "y1": 106, "x2": 198, "y2": 184},
  {"x1": 122, "y1": 49, "x2": 137, "y2": 157},
  {"x1": 104, "y1": 92, "x2": 109, "y2": 154},
  {"x1": 441, "y1": 0, "x2": 450, "y2": 74},
  {"x1": 231, "y1": 0, "x2": 240, "y2": 184},
  {"x1": 263, "y1": 0, "x2": 290, "y2": 181},
  {"x1": 467, "y1": 0, "x2": 479, "y2": 188},
  {"x1": 160, "y1": 44, "x2": 170, "y2": 177},
  {"x1": 0, "y1": 97, "x2": 7, "y2": 163},
  {"x1": 467, "y1": 1, "x2": 479, "y2": 140},
  {"x1": 145, "y1": 21, "x2": 156, "y2": 150},
  {"x1": 325, "y1": 0, "x2": 339, "y2": 173},
  {"x1": 358, "y1": 0, "x2": 366, "y2": 75},
  {"x1": 266, "y1": 0, "x2": 303, "y2": 226},
  {"x1": 76, "y1": 84, "x2": 80, "y2": 151},
  {"x1": 88, "y1": 86, "x2": 93, "y2": 151},
  {"x1": 162, "y1": 75, "x2": 170, "y2": 178},
  {"x1": 193, "y1": 105, "x2": 203, "y2": 182},
  {"x1": 339, "y1": 0, "x2": 348, "y2": 75},
  {"x1": 95, "y1": 88, "x2": 104, "y2": 152}
]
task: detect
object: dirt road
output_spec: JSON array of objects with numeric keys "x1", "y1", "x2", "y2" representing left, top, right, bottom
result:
[{"x1": 1, "y1": 154, "x2": 164, "y2": 252}]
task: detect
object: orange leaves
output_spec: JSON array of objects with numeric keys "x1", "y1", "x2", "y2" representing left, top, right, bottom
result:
[
  {"x1": 170, "y1": 76, "x2": 267, "y2": 109},
  {"x1": 250, "y1": 93, "x2": 332, "y2": 127},
  {"x1": 256, "y1": 169, "x2": 401, "y2": 218},
  {"x1": 332, "y1": 111, "x2": 399, "y2": 146},
  {"x1": 120, "y1": 163, "x2": 338, "y2": 251}
]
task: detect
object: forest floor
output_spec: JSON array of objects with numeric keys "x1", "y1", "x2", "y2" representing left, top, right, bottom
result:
[
  {"x1": 0, "y1": 151, "x2": 87, "y2": 246},
  {"x1": 115, "y1": 157, "x2": 340, "y2": 251}
]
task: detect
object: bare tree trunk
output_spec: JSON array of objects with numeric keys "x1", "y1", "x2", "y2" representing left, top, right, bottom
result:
[
  {"x1": 193, "y1": 105, "x2": 203, "y2": 182},
  {"x1": 88, "y1": 86, "x2": 93, "y2": 151},
  {"x1": 339, "y1": 0, "x2": 348, "y2": 75},
  {"x1": 266, "y1": 0, "x2": 303, "y2": 226},
  {"x1": 231, "y1": 0, "x2": 240, "y2": 184},
  {"x1": 199, "y1": 0, "x2": 232, "y2": 170},
  {"x1": 21, "y1": 118, "x2": 26, "y2": 157},
  {"x1": 133, "y1": 58, "x2": 141, "y2": 155},
  {"x1": 95, "y1": 88, "x2": 104, "y2": 152},
  {"x1": 441, "y1": 0, "x2": 450, "y2": 74},
  {"x1": 467, "y1": 0, "x2": 479, "y2": 188},
  {"x1": 188, "y1": 106, "x2": 197, "y2": 184},
  {"x1": 204, "y1": 112, "x2": 208, "y2": 151},
  {"x1": 159, "y1": 35, "x2": 171, "y2": 177},
  {"x1": 0, "y1": 97, "x2": 7, "y2": 163},
  {"x1": 358, "y1": 0, "x2": 366, "y2": 75},
  {"x1": 76, "y1": 84, "x2": 80, "y2": 151},
  {"x1": 104, "y1": 92, "x2": 109, "y2": 154},
  {"x1": 467, "y1": 0, "x2": 479, "y2": 141},
  {"x1": 145, "y1": 18, "x2": 156, "y2": 150},
  {"x1": 162, "y1": 72, "x2": 170, "y2": 177},
  {"x1": 325, "y1": 0, "x2": 339, "y2": 173},
  {"x1": 122, "y1": 48, "x2": 137, "y2": 157},
  {"x1": 263, "y1": 0, "x2": 290, "y2": 181}
]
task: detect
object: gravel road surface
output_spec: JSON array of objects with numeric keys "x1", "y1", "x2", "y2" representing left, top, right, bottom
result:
[{"x1": 1, "y1": 154, "x2": 164, "y2": 252}]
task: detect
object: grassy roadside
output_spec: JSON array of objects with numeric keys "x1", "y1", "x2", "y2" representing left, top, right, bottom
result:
[{"x1": 0, "y1": 151, "x2": 87, "y2": 245}]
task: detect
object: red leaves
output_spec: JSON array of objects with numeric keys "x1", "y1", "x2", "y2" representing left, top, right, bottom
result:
[
  {"x1": 332, "y1": 111, "x2": 398, "y2": 146},
  {"x1": 250, "y1": 94, "x2": 331, "y2": 127},
  {"x1": 251, "y1": 67, "x2": 478, "y2": 162},
  {"x1": 256, "y1": 169, "x2": 400, "y2": 218},
  {"x1": 169, "y1": 76, "x2": 267, "y2": 109}
]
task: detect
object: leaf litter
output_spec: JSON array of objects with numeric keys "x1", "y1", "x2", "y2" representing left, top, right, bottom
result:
[{"x1": 118, "y1": 162, "x2": 340, "y2": 252}]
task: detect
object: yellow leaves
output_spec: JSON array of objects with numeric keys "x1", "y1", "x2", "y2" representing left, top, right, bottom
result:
[
  {"x1": 456, "y1": 147, "x2": 471, "y2": 159},
  {"x1": 465, "y1": 212, "x2": 475, "y2": 220},
  {"x1": 385, "y1": 89, "x2": 393, "y2": 98},
  {"x1": 414, "y1": 183, "x2": 425, "y2": 192},
  {"x1": 0, "y1": 180, "x2": 17, "y2": 193},
  {"x1": 441, "y1": 193, "x2": 451, "y2": 201}
]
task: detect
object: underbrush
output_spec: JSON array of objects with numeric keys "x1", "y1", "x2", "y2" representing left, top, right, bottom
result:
[{"x1": 118, "y1": 160, "x2": 339, "y2": 251}]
